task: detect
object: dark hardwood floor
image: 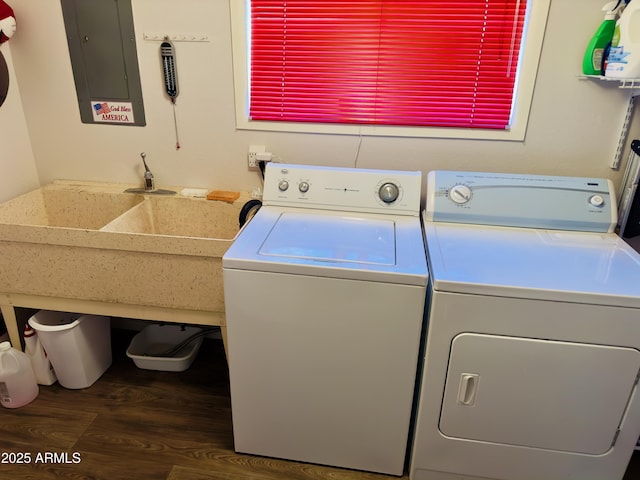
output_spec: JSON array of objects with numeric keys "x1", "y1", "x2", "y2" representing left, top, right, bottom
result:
[
  {"x1": 0, "y1": 328, "x2": 399, "y2": 480},
  {"x1": 0, "y1": 328, "x2": 638, "y2": 480}
]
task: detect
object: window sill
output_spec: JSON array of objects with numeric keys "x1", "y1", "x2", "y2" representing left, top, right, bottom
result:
[{"x1": 236, "y1": 118, "x2": 525, "y2": 142}]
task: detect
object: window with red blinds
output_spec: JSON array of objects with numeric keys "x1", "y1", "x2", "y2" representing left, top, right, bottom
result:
[{"x1": 249, "y1": 0, "x2": 527, "y2": 130}]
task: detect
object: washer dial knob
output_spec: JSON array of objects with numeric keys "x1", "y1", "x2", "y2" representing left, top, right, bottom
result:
[
  {"x1": 379, "y1": 182, "x2": 400, "y2": 204},
  {"x1": 299, "y1": 181, "x2": 310, "y2": 193},
  {"x1": 278, "y1": 180, "x2": 289, "y2": 192},
  {"x1": 449, "y1": 184, "x2": 472, "y2": 204}
]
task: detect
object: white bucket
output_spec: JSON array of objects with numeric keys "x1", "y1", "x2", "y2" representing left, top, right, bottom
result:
[
  {"x1": 0, "y1": 341, "x2": 39, "y2": 408},
  {"x1": 29, "y1": 311, "x2": 111, "y2": 389}
]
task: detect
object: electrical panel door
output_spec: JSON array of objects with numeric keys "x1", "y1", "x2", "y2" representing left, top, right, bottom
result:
[{"x1": 61, "y1": 0, "x2": 145, "y2": 126}]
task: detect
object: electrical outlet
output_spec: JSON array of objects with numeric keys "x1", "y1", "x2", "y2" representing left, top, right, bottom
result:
[{"x1": 248, "y1": 145, "x2": 266, "y2": 168}]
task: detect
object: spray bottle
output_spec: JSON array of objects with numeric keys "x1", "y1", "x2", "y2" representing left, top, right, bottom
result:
[
  {"x1": 582, "y1": 1, "x2": 626, "y2": 75},
  {"x1": 24, "y1": 324, "x2": 57, "y2": 385},
  {"x1": 606, "y1": 0, "x2": 640, "y2": 78}
]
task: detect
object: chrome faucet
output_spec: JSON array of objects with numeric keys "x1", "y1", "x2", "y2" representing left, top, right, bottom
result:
[
  {"x1": 124, "y1": 152, "x2": 176, "y2": 195},
  {"x1": 140, "y1": 152, "x2": 155, "y2": 192}
]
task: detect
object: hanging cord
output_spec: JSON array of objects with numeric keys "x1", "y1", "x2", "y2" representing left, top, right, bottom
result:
[
  {"x1": 354, "y1": 129, "x2": 363, "y2": 168},
  {"x1": 171, "y1": 97, "x2": 180, "y2": 150}
]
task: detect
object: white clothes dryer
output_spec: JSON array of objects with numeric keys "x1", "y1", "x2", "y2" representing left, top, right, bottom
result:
[
  {"x1": 410, "y1": 171, "x2": 640, "y2": 480},
  {"x1": 223, "y1": 163, "x2": 428, "y2": 476}
]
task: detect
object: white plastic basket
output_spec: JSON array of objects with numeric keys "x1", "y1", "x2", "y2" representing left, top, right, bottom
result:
[{"x1": 126, "y1": 325, "x2": 203, "y2": 372}]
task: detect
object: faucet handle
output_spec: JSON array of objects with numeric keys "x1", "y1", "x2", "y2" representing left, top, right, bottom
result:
[
  {"x1": 141, "y1": 152, "x2": 151, "y2": 173},
  {"x1": 140, "y1": 152, "x2": 154, "y2": 191}
]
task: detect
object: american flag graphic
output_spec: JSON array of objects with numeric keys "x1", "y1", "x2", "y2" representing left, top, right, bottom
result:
[{"x1": 93, "y1": 102, "x2": 111, "y2": 115}]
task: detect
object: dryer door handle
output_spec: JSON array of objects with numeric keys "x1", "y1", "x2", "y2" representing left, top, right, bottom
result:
[{"x1": 457, "y1": 373, "x2": 479, "y2": 406}]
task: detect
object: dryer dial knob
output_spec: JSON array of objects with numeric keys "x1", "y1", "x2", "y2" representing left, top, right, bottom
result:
[
  {"x1": 379, "y1": 182, "x2": 400, "y2": 203},
  {"x1": 299, "y1": 181, "x2": 310, "y2": 193},
  {"x1": 278, "y1": 180, "x2": 289, "y2": 192},
  {"x1": 589, "y1": 194, "x2": 605, "y2": 207},
  {"x1": 449, "y1": 184, "x2": 472, "y2": 204}
]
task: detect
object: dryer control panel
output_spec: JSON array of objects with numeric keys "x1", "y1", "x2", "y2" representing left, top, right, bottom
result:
[
  {"x1": 425, "y1": 171, "x2": 617, "y2": 232},
  {"x1": 263, "y1": 163, "x2": 422, "y2": 216}
]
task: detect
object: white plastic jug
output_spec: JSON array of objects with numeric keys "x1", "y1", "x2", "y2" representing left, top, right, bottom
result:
[
  {"x1": 0, "y1": 341, "x2": 39, "y2": 408},
  {"x1": 605, "y1": 0, "x2": 640, "y2": 78}
]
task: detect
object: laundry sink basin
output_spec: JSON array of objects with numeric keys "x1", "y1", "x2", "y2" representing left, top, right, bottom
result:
[
  {"x1": 0, "y1": 181, "x2": 143, "y2": 229},
  {"x1": 100, "y1": 194, "x2": 239, "y2": 239}
]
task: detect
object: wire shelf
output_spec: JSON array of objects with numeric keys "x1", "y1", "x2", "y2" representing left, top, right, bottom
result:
[{"x1": 580, "y1": 75, "x2": 640, "y2": 89}]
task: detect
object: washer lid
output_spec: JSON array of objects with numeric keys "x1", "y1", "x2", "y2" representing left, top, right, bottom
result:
[
  {"x1": 425, "y1": 221, "x2": 640, "y2": 307},
  {"x1": 224, "y1": 207, "x2": 427, "y2": 285},
  {"x1": 259, "y1": 212, "x2": 395, "y2": 265}
]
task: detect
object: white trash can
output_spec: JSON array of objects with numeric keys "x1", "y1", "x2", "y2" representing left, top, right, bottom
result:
[{"x1": 28, "y1": 311, "x2": 111, "y2": 389}]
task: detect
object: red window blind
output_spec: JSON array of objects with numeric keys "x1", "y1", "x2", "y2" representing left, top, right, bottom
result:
[{"x1": 249, "y1": 0, "x2": 527, "y2": 130}]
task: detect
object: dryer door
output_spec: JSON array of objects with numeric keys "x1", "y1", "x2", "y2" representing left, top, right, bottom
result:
[{"x1": 439, "y1": 333, "x2": 640, "y2": 454}]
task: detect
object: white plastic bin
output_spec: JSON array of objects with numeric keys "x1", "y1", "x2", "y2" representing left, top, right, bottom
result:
[
  {"x1": 126, "y1": 325, "x2": 203, "y2": 372},
  {"x1": 28, "y1": 311, "x2": 111, "y2": 389}
]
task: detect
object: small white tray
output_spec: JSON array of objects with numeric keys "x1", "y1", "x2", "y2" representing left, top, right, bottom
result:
[{"x1": 126, "y1": 325, "x2": 203, "y2": 372}]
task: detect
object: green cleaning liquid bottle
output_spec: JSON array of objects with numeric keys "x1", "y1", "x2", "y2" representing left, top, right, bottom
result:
[{"x1": 582, "y1": 1, "x2": 624, "y2": 75}]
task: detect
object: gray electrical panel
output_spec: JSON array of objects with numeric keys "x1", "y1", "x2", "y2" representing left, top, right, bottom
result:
[{"x1": 61, "y1": 0, "x2": 145, "y2": 126}]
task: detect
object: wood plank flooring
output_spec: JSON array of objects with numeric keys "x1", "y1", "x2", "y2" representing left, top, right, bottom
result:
[
  {"x1": 0, "y1": 329, "x2": 401, "y2": 480},
  {"x1": 0, "y1": 328, "x2": 638, "y2": 480}
]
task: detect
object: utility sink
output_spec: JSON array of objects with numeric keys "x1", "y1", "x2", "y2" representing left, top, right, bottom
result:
[
  {"x1": 0, "y1": 182, "x2": 143, "y2": 229},
  {"x1": 0, "y1": 181, "x2": 250, "y2": 315}
]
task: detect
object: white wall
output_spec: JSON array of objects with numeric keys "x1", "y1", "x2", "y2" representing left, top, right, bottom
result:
[
  {"x1": 0, "y1": 43, "x2": 38, "y2": 202},
  {"x1": 7, "y1": 0, "x2": 640, "y2": 195}
]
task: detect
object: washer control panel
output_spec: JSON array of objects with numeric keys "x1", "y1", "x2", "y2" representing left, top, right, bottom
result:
[
  {"x1": 425, "y1": 170, "x2": 617, "y2": 233},
  {"x1": 263, "y1": 163, "x2": 422, "y2": 216}
]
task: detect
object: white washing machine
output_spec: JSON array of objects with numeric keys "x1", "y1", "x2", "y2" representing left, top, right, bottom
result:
[
  {"x1": 223, "y1": 163, "x2": 428, "y2": 476},
  {"x1": 410, "y1": 171, "x2": 640, "y2": 480}
]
